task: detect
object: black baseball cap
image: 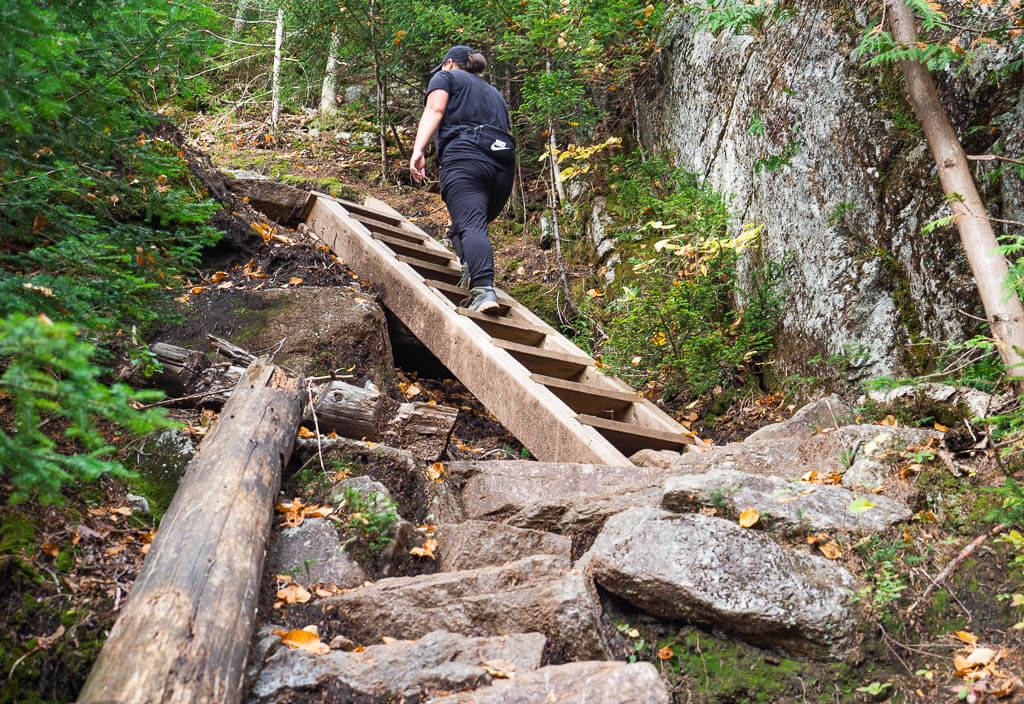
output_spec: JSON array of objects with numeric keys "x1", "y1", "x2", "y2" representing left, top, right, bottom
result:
[{"x1": 430, "y1": 45, "x2": 472, "y2": 75}]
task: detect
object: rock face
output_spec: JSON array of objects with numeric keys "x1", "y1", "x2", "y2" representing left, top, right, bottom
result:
[
  {"x1": 249, "y1": 630, "x2": 546, "y2": 702},
  {"x1": 426, "y1": 661, "x2": 670, "y2": 704},
  {"x1": 266, "y1": 518, "x2": 366, "y2": 588},
  {"x1": 435, "y1": 520, "x2": 572, "y2": 571},
  {"x1": 309, "y1": 555, "x2": 612, "y2": 661},
  {"x1": 579, "y1": 507, "x2": 858, "y2": 659},
  {"x1": 451, "y1": 461, "x2": 672, "y2": 535},
  {"x1": 642, "y1": 11, "x2": 1023, "y2": 381},
  {"x1": 662, "y1": 469, "x2": 911, "y2": 535},
  {"x1": 672, "y1": 424, "x2": 941, "y2": 479}
]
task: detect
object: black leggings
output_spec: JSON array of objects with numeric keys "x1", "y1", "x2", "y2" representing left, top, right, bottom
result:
[{"x1": 440, "y1": 155, "x2": 514, "y2": 289}]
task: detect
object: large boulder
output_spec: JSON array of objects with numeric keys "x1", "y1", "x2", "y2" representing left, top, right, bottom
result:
[
  {"x1": 746, "y1": 398, "x2": 858, "y2": 443},
  {"x1": 426, "y1": 661, "x2": 669, "y2": 704},
  {"x1": 266, "y1": 518, "x2": 366, "y2": 588},
  {"x1": 578, "y1": 507, "x2": 858, "y2": 660},
  {"x1": 307, "y1": 554, "x2": 612, "y2": 661},
  {"x1": 159, "y1": 286, "x2": 394, "y2": 388},
  {"x1": 249, "y1": 630, "x2": 546, "y2": 702},
  {"x1": 662, "y1": 469, "x2": 911, "y2": 535},
  {"x1": 449, "y1": 461, "x2": 673, "y2": 536},
  {"x1": 435, "y1": 520, "x2": 572, "y2": 571}
]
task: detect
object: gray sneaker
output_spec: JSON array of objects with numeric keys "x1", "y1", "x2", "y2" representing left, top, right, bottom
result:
[
  {"x1": 466, "y1": 286, "x2": 499, "y2": 314},
  {"x1": 457, "y1": 262, "x2": 471, "y2": 290}
]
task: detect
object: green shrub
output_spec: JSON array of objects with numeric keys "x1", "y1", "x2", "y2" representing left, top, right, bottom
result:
[
  {"x1": 0, "y1": 314, "x2": 176, "y2": 505},
  {"x1": 598, "y1": 155, "x2": 786, "y2": 400}
]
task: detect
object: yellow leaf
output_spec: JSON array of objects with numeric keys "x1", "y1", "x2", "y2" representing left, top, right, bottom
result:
[
  {"x1": 934, "y1": 422, "x2": 949, "y2": 432},
  {"x1": 210, "y1": 271, "x2": 229, "y2": 283},
  {"x1": 298, "y1": 426, "x2": 316, "y2": 438},
  {"x1": 738, "y1": 509, "x2": 759, "y2": 528},
  {"x1": 273, "y1": 628, "x2": 330, "y2": 654},
  {"x1": 819, "y1": 541, "x2": 842, "y2": 559},
  {"x1": 657, "y1": 646, "x2": 674, "y2": 660},
  {"x1": 40, "y1": 543, "x2": 59, "y2": 557},
  {"x1": 586, "y1": 288, "x2": 604, "y2": 297},
  {"x1": 289, "y1": 277, "x2": 304, "y2": 285},
  {"x1": 652, "y1": 332, "x2": 667, "y2": 346},
  {"x1": 410, "y1": 537, "x2": 438, "y2": 559},
  {"x1": 427, "y1": 462, "x2": 446, "y2": 482},
  {"x1": 277, "y1": 584, "x2": 312, "y2": 604},
  {"x1": 954, "y1": 631, "x2": 979, "y2": 646}
]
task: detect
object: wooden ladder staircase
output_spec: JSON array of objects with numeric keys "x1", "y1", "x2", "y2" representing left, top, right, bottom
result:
[{"x1": 303, "y1": 192, "x2": 700, "y2": 466}]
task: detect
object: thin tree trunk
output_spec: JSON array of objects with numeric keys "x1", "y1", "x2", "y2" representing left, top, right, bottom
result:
[
  {"x1": 545, "y1": 56, "x2": 567, "y2": 206},
  {"x1": 368, "y1": 0, "x2": 388, "y2": 179},
  {"x1": 546, "y1": 117, "x2": 580, "y2": 322},
  {"x1": 232, "y1": 0, "x2": 251, "y2": 36},
  {"x1": 320, "y1": 30, "x2": 340, "y2": 114},
  {"x1": 886, "y1": 0, "x2": 1024, "y2": 380},
  {"x1": 270, "y1": 7, "x2": 284, "y2": 129}
]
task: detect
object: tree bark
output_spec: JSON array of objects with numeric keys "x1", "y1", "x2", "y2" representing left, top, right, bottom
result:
[
  {"x1": 381, "y1": 401, "x2": 459, "y2": 461},
  {"x1": 151, "y1": 342, "x2": 211, "y2": 395},
  {"x1": 320, "y1": 30, "x2": 340, "y2": 114},
  {"x1": 270, "y1": 7, "x2": 284, "y2": 129},
  {"x1": 232, "y1": 0, "x2": 251, "y2": 36},
  {"x1": 77, "y1": 360, "x2": 304, "y2": 704},
  {"x1": 886, "y1": 0, "x2": 1024, "y2": 379}
]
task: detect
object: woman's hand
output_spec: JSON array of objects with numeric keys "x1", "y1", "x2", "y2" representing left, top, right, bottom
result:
[{"x1": 409, "y1": 148, "x2": 426, "y2": 183}]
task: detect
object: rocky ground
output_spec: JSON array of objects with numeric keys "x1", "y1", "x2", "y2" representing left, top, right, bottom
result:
[{"x1": 3, "y1": 109, "x2": 1024, "y2": 703}]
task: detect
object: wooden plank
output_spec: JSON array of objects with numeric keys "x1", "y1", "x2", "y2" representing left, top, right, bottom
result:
[
  {"x1": 334, "y1": 197, "x2": 404, "y2": 225},
  {"x1": 396, "y1": 255, "x2": 462, "y2": 283},
  {"x1": 353, "y1": 216, "x2": 428, "y2": 244},
  {"x1": 578, "y1": 414, "x2": 691, "y2": 453},
  {"x1": 371, "y1": 233, "x2": 456, "y2": 266},
  {"x1": 425, "y1": 278, "x2": 512, "y2": 313},
  {"x1": 491, "y1": 339, "x2": 593, "y2": 380},
  {"x1": 306, "y1": 197, "x2": 631, "y2": 466},
  {"x1": 78, "y1": 361, "x2": 304, "y2": 704},
  {"x1": 457, "y1": 309, "x2": 547, "y2": 346},
  {"x1": 530, "y1": 373, "x2": 638, "y2": 415}
]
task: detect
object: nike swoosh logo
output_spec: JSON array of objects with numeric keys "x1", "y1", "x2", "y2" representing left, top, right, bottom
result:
[{"x1": 490, "y1": 140, "x2": 510, "y2": 151}]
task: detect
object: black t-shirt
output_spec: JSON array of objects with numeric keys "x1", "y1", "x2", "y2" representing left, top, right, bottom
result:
[{"x1": 427, "y1": 70, "x2": 510, "y2": 162}]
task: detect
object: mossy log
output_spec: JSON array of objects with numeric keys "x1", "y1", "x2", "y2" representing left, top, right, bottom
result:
[{"x1": 77, "y1": 360, "x2": 304, "y2": 704}]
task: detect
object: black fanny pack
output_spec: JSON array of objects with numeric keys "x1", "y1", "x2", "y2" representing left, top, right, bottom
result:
[{"x1": 454, "y1": 124, "x2": 516, "y2": 167}]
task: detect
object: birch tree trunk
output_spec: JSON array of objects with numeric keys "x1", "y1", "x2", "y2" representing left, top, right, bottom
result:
[
  {"x1": 232, "y1": 0, "x2": 251, "y2": 36},
  {"x1": 545, "y1": 56, "x2": 567, "y2": 206},
  {"x1": 368, "y1": 0, "x2": 389, "y2": 178},
  {"x1": 270, "y1": 7, "x2": 284, "y2": 129},
  {"x1": 320, "y1": 30, "x2": 340, "y2": 114},
  {"x1": 886, "y1": 0, "x2": 1024, "y2": 379}
]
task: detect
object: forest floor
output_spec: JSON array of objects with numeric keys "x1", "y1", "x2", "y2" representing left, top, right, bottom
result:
[{"x1": 3, "y1": 107, "x2": 1024, "y2": 703}]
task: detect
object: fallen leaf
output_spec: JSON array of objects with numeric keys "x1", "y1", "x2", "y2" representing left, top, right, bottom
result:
[
  {"x1": 277, "y1": 584, "x2": 312, "y2": 604},
  {"x1": 848, "y1": 498, "x2": 875, "y2": 514},
  {"x1": 819, "y1": 541, "x2": 842, "y2": 559},
  {"x1": 586, "y1": 288, "x2": 604, "y2": 297},
  {"x1": 966, "y1": 647, "x2": 997, "y2": 667},
  {"x1": 738, "y1": 508, "x2": 760, "y2": 528},
  {"x1": 289, "y1": 277, "x2": 304, "y2": 285},
  {"x1": 955, "y1": 631, "x2": 979, "y2": 646},
  {"x1": 410, "y1": 537, "x2": 438, "y2": 559},
  {"x1": 482, "y1": 660, "x2": 516, "y2": 678},
  {"x1": 381, "y1": 636, "x2": 399, "y2": 644},
  {"x1": 627, "y1": 629, "x2": 640, "y2": 639},
  {"x1": 112, "y1": 506, "x2": 133, "y2": 516},
  {"x1": 404, "y1": 383, "x2": 422, "y2": 397},
  {"x1": 298, "y1": 426, "x2": 317, "y2": 438},
  {"x1": 273, "y1": 628, "x2": 330, "y2": 654},
  {"x1": 934, "y1": 422, "x2": 949, "y2": 432},
  {"x1": 427, "y1": 462, "x2": 446, "y2": 482},
  {"x1": 210, "y1": 271, "x2": 229, "y2": 283},
  {"x1": 39, "y1": 543, "x2": 59, "y2": 557},
  {"x1": 658, "y1": 646, "x2": 674, "y2": 660}
]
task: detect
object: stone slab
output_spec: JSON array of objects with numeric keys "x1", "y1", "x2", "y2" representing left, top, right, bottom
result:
[{"x1": 436, "y1": 520, "x2": 571, "y2": 571}]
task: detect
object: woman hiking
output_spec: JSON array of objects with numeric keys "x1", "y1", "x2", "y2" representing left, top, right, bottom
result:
[{"x1": 409, "y1": 45, "x2": 515, "y2": 314}]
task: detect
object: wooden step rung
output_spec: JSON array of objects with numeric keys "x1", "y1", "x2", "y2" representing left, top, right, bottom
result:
[
  {"x1": 372, "y1": 233, "x2": 456, "y2": 266},
  {"x1": 492, "y1": 339, "x2": 593, "y2": 379},
  {"x1": 336, "y1": 198, "x2": 404, "y2": 226},
  {"x1": 458, "y1": 309, "x2": 547, "y2": 346},
  {"x1": 530, "y1": 374, "x2": 637, "y2": 416},
  {"x1": 396, "y1": 256, "x2": 462, "y2": 283},
  {"x1": 426, "y1": 279, "x2": 512, "y2": 313},
  {"x1": 355, "y1": 216, "x2": 427, "y2": 245},
  {"x1": 577, "y1": 414, "x2": 690, "y2": 453}
]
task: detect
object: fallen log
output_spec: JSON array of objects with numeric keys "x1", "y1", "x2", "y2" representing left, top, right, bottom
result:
[
  {"x1": 151, "y1": 342, "x2": 211, "y2": 395},
  {"x1": 383, "y1": 402, "x2": 459, "y2": 461},
  {"x1": 224, "y1": 178, "x2": 314, "y2": 226},
  {"x1": 303, "y1": 379, "x2": 395, "y2": 440},
  {"x1": 78, "y1": 360, "x2": 304, "y2": 704}
]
